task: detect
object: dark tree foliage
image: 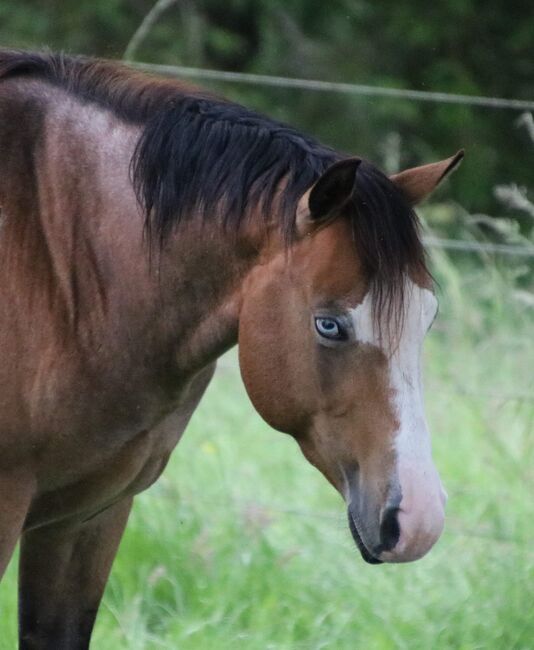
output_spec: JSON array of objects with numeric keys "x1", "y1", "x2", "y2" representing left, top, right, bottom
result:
[{"x1": 0, "y1": 0, "x2": 531, "y2": 225}]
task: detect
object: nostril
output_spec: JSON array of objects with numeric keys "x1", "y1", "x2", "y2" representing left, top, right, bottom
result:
[{"x1": 379, "y1": 506, "x2": 400, "y2": 552}]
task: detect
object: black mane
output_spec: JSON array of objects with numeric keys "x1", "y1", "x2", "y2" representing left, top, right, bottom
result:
[
  {"x1": 131, "y1": 94, "x2": 340, "y2": 242},
  {"x1": 0, "y1": 49, "x2": 430, "y2": 323}
]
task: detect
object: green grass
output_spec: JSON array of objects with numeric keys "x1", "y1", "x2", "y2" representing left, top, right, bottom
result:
[{"x1": 1, "y1": 252, "x2": 533, "y2": 649}]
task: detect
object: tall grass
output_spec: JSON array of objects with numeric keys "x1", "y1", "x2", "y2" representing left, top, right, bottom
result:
[{"x1": 0, "y1": 249, "x2": 532, "y2": 649}]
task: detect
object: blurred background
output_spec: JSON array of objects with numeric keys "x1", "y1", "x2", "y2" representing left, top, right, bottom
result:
[{"x1": 0, "y1": 1, "x2": 532, "y2": 648}]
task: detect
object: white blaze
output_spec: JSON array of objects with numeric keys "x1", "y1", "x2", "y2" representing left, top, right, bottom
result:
[{"x1": 350, "y1": 279, "x2": 446, "y2": 561}]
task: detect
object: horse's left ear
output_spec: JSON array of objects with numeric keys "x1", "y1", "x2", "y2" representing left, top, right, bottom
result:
[
  {"x1": 390, "y1": 150, "x2": 464, "y2": 205},
  {"x1": 296, "y1": 158, "x2": 361, "y2": 236}
]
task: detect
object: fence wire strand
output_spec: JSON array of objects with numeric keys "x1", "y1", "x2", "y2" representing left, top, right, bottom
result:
[
  {"x1": 132, "y1": 61, "x2": 534, "y2": 112},
  {"x1": 423, "y1": 236, "x2": 534, "y2": 257}
]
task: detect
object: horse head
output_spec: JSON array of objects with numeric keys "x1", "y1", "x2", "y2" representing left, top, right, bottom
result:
[{"x1": 238, "y1": 152, "x2": 463, "y2": 564}]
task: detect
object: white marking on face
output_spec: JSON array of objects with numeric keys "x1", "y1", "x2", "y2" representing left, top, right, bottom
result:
[{"x1": 350, "y1": 278, "x2": 446, "y2": 561}]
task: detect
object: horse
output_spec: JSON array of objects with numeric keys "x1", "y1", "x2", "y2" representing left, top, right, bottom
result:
[{"x1": 0, "y1": 49, "x2": 462, "y2": 649}]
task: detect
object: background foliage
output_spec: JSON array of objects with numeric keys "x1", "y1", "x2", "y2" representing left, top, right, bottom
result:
[{"x1": 0, "y1": 0, "x2": 532, "y2": 223}]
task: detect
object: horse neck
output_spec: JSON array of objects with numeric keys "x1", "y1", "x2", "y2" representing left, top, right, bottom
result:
[
  {"x1": 154, "y1": 225, "x2": 263, "y2": 373},
  {"x1": 0, "y1": 83, "x2": 276, "y2": 377}
]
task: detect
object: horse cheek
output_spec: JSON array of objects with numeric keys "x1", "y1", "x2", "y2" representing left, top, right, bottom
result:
[{"x1": 238, "y1": 294, "x2": 311, "y2": 436}]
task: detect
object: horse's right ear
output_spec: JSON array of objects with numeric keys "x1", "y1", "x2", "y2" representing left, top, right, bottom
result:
[{"x1": 296, "y1": 159, "x2": 361, "y2": 236}]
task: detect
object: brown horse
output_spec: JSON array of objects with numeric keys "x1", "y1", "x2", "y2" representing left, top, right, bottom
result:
[{"x1": 0, "y1": 50, "x2": 462, "y2": 649}]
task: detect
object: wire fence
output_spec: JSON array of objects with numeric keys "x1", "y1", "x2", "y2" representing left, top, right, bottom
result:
[
  {"x1": 133, "y1": 62, "x2": 534, "y2": 112},
  {"x1": 423, "y1": 236, "x2": 534, "y2": 257},
  {"x1": 131, "y1": 61, "x2": 534, "y2": 259}
]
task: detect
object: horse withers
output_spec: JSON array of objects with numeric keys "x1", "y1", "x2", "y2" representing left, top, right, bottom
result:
[{"x1": 0, "y1": 50, "x2": 462, "y2": 648}]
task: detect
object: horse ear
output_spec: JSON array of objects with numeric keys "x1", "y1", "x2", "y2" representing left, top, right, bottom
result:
[
  {"x1": 296, "y1": 158, "x2": 361, "y2": 236},
  {"x1": 390, "y1": 150, "x2": 464, "y2": 205}
]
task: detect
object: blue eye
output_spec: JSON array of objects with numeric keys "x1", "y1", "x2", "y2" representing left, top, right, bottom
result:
[{"x1": 315, "y1": 317, "x2": 345, "y2": 340}]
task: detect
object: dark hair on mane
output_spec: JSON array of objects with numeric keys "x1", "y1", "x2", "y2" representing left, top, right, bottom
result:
[
  {"x1": 0, "y1": 49, "x2": 430, "y2": 328},
  {"x1": 349, "y1": 162, "x2": 430, "y2": 334},
  {"x1": 131, "y1": 94, "x2": 340, "y2": 243}
]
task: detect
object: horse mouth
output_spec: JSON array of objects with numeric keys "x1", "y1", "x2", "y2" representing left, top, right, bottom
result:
[{"x1": 348, "y1": 509, "x2": 383, "y2": 565}]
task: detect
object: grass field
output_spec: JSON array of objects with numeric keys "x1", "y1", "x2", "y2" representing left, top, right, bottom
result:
[{"x1": 0, "y1": 250, "x2": 532, "y2": 649}]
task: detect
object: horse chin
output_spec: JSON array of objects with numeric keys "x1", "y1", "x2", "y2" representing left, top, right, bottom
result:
[{"x1": 347, "y1": 509, "x2": 383, "y2": 565}]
